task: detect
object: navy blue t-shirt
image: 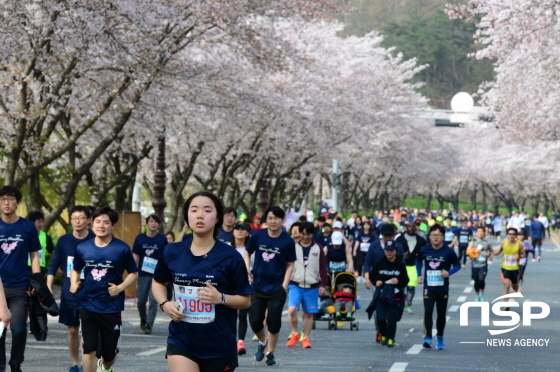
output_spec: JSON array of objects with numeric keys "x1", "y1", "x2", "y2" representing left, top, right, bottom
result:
[
  {"x1": 444, "y1": 226, "x2": 457, "y2": 245},
  {"x1": 246, "y1": 229, "x2": 297, "y2": 292},
  {"x1": 132, "y1": 233, "x2": 168, "y2": 277},
  {"x1": 416, "y1": 244, "x2": 460, "y2": 292},
  {"x1": 0, "y1": 217, "x2": 41, "y2": 287},
  {"x1": 153, "y1": 240, "x2": 252, "y2": 359},
  {"x1": 216, "y1": 227, "x2": 233, "y2": 243},
  {"x1": 73, "y1": 237, "x2": 138, "y2": 313},
  {"x1": 455, "y1": 227, "x2": 473, "y2": 247},
  {"x1": 48, "y1": 230, "x2": 96, "y2": 301}
]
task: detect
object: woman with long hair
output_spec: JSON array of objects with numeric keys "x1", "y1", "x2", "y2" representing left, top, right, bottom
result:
[{"x1": 152, "y1": 191, "x2": 252, "y2": 372}]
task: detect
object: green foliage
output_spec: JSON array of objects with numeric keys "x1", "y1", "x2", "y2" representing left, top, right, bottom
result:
[{"x1": 380, "y1": 10, "x2": 495, "y2": 108}]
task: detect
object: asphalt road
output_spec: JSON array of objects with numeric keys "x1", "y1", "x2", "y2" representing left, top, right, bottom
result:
[{"x1": 10, "y1": 235, "x2": 560, "y2": 372}]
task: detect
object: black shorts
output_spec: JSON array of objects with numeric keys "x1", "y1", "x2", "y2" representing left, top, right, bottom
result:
[
  {"x1": 166, "y1": 343, "x2": 238, "y2": 372},
  {"x1": 249, "y1": 288, "x2": 287, "y2": 334},
  {"x1": 501, "y1": 268, "x2": 519, "y2": 285},
  {"x1": 80, "y1": 309, "x2": 121, "y2": 362},
  {"x1": 59, "y1": 299, "x2": 80, "y2": 327},
  {"x1": 471, "y1": 267, "x2": 488, "y2": 280}
]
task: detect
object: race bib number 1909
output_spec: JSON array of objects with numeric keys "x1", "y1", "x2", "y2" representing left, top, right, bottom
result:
[{"x1": 174, "y1": 285, "x2": 215, "y2": 323}]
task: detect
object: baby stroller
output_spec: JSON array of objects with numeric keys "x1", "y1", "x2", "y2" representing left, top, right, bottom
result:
[{"x1": 313, "y1": 272, "x2": 359, "y2": 331}]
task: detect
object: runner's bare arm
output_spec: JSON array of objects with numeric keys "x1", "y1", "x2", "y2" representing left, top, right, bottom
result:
[
  {"x1": 282, "y1": 261, "x2": 295, "y2": 291},
  {"x1": 152, "y1": 279, "x2": 184, "y2": 322}
]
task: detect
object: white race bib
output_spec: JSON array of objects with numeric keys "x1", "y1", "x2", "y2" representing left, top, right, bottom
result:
[
  {"x1": 67, "y1": 256, "x2": 85, "y2": 279},
  {"x1": 504, "y1": 255, "x2": 517, "y2": 267},
  {"x1": 360, "y1": 242, "x2": 370, "y2": 252},
  {"x1": 329, "y1": 261, "x2": 346, "y2": 272},
  {"x1": 459, "y1": 235, "x2": 469, "y2": 244},
  {"x1": 519, "y1": 257, "x2": 527, "y2": 266},
  {"x1": 141, "y1": 257, "x2": 158, "y2": 274},
  {"x1": 445, "y1": 232, "x2": 454, "y2": 241},
  {"x1": 426, "y1": 270, "x2": 444, "y2": 286},
  {"x1": 477, "y1": 252, "x2": 487, "y2": 262},
  {"x1": 174, "y1": 285, "x2": 215, "y2": 323}
]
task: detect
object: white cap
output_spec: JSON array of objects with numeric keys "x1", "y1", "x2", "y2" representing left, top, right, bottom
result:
[
  {"x1": 333, "y1": 221, "x2": 343, "y2": 229},
  {"x1": 331, "y1": 231, "x2": 344, "y2": 245}
]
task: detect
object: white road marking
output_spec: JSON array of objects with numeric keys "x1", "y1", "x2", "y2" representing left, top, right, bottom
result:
[
  {"x1": 448, "y1": 305, "x2": 460, "y2": 312},
  {"x1": 136, "y1": 347, "x2": 167, "y2": 356},
  {"x1": 469, "y1": 280, "x2": 475, "y2": 285},
  {"x1": 446, "y1": 316, "x2": 451, "y2": 322},
  {"x1": 27, "y1": 346, "x2": 69, "y2": 350},
  {"x1": 457, "y1": 296, "x2": 467, "y2": 302},
  {"x1": 406, "y1": 344, "x2": 423, "y2": 355},
  {"x1": 463, "y1": 287, "x2": 473, "y2": 293},
  {"x1": 389, "y1": 362, "x2": 408, "y2": 372}
]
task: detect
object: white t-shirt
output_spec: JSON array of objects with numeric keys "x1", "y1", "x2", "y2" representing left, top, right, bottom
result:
[{"x1": 538, "y1": 216, "x2": 549, "y2": 228}]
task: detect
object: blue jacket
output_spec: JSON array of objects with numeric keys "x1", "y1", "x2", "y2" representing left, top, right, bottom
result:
[{"x1": 530, "y1": 220, "x2": 545, "y2": 239}]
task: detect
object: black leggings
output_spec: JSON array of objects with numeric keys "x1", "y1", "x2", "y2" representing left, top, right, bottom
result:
[
  {"x1": 474, "y1": 274, "x2": 486, "y2": 292},
  {"x1": 354, "y1": 251, "x2": 367, "y2": 276},
  {"x1": 405, "y1": 287, "x2": 415, "y2": 307},
  {"x1": 238, "y1": 308, "x2": 249, "y2": 341},
  {"x1": 458, "y1": 245, "x2": 468, "y2": 265},
  {"x1": 423, "y1": 290, "x2": 448, "y2": 338}
]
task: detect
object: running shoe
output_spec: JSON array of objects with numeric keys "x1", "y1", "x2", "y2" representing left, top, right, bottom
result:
[
  {"x1": 144, "y1": 324, "x2": 152, "y2": 334},
  {"x1": 404, "y1": 306, "x2": 413, "y2": 314},
  {"x1": 286, "y1": 332, "x2": 300, "y2": 347},
  {"x1": 97, "y1": 359, "x2": 112, "y2": 372},
  {"x1": 532, "y1": 258, "x2": 536, "y2": 262},
  {"x1": 237, "y1": 340, "x2": 246, "y2": 355},
  {"x1": 376, "y1": 333, "x2": 383, "y2": 343},
  {"x1": 505, "y1": 307, "x2": 510, "y2": 311},
  {"x1": 265, "y1": 352, "x2": 276, "y2": 366},
  {"x1": 301, "y1": 337, "x2": 312, "y2": 348},
  {"x1": 479, "y1": 293, "x2": 486, "y2": 302},
  {"x1": 387, "y1": 339, "x2": 395, "y2": 348},
  {"x1": 380, "y1": 336, "x2": 388, "y2": 346},
  {"x1": 255, "y1": 340, "x2": 267, "y2": 361},
  {"x1": 423, "y1": 336, "x2": 432, "y2": 348},
  {"x1": 68, "y1": 366, "x2": 80, "y2": 372},
  {"x1": 537, "y1": 256, "x2": 541, "y2": 262},
  {"x1": 436, "y1": 336, "x2": 445, "y2": 350},
  {"x1": 346, "y1": 312, "x2": 353, "y2": 319},
  {"x1": 252, "y1": 334, "x2": 259, "y2": 341},
  {"x1": 474, "y1": 295, "x2": 480, "y2": 302}
]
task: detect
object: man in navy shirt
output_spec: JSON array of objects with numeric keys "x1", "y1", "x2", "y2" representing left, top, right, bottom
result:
[
  {"x1": 244, "y1": 206, "x2": 296, "y2": 366},
  {"x1": 70, "y1": 207, "x2": 138, "y2": 372},
  {"x1": 216, "y1": 207, "x2": 236, "y2": 243},
  {"x1": 0, "y1": 185, "x2": 41, "y2": 372},
  {"x1": 416, "y1": 224, "x2": 461, "y2": 350},
  {"x1": 47, "y1": 205, "x2": 95, "y2": 372},
  {"x1": 132, "y1": 214, "x2": 167, "y2": 334},
  {"x1": 530, "y1": 216, "x2": 546, "y2": 261},
  {"x1": 455, "y1": 219, "x2": 473, "y2": 268}
]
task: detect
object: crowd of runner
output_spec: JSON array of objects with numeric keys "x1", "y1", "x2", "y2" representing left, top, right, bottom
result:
[{"x1": 0, "y1": 183, "x2": 556, "y2": 372}]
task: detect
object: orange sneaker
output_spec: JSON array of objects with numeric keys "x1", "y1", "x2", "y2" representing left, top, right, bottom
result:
[
  {"x1": 301, "y1": 337, "x2": 312, "y2": 348},
  {"x1": 286, "y1": 332, "x2": 300, "y2": 347},
  {"x1": 237, "y1": 340, "x2": 246, "y2": 355}
]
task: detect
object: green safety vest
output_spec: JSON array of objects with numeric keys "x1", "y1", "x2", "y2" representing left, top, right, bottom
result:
[{"x1": 28, "y1": 231, "x2": 48, "y2": 268}]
